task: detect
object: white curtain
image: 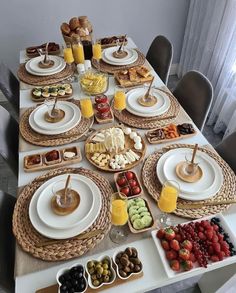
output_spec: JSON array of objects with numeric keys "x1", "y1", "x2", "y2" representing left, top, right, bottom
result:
[{"x1": 178, "y1": 0, "x2": 236, "y2": 138}]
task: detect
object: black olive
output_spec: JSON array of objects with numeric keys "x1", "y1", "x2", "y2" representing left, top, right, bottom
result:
[
  {"x1": 76, "y1": 265, "x2": 84, "y2": 273},
  {"x1": 59, "y1": 275, "x2": 66, "y2": 284}
]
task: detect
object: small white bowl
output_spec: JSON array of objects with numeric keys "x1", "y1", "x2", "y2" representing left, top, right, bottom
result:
[
  {"x1": 85, "y1": 255, "x2": 116, "y2": 289},
  {"x1": 56, "y1": 263, "x2": 88, "y2": 293},
  {"x1": 113, "y1": 247, "x2": 143, "y2": 280}
]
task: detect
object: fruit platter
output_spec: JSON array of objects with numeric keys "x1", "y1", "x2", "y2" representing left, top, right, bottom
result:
[
  {"x1": 146, "y1": 123, "x2": 196, "y2": 144},
  {"x1": 127, "y1": 198, "x2": 155, "y2": 233},
  {"x1": 85, "y1": 125, "x2": 146, "y2": 172},
  {"x1": 151, "y1": 214, "x2": 236, "y2": 277},
  {"x1": 114, "y1": 66, "x2": 154, "y2": 87},
  {"x1": 114, "y1": 170, "x2": 143, "y2": 198},
  {"x1": 31, "y1": 83, "x2": 73, "y2": 102},
  {"x1": 93, "y1": 95, "x2": 114, "y2": 124}
]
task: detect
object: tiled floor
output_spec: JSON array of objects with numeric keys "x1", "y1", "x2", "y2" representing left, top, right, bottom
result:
[{"x1": 0, "y1": 77, "x2": 224, "y2": 292}]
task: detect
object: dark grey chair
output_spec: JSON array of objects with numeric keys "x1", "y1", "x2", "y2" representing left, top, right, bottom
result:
[
  {"x1": 173, "y1": 71, "x2": 213, "y2": 131},
  {"x1": 215, "y1": 132, "x2": 236, "y2": 174},
  {"x1": 0, "y1": 63, "x2": 19, "y2": 115},
  {"x1": 146, "y1": 35, "x2": 173, "y2": 84},
  {"x1": 0, "y1": 190, "x2": 16, "y2": 293},
  {"x1": 0, "y1": 105, "x2": 18, "y2": 177}
]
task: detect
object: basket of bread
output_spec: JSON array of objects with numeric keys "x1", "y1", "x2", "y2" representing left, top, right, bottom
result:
[{"x1": 60, "y1": 16, "x2": 93, "y2": 43}]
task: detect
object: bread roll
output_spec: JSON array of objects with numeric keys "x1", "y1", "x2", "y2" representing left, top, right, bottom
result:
[
  {"x1": 61, "y1": 23, "x2": 71, "y2": 35},
  {"x1": 69, "y1": 17, "x2": 80, "y2": 30}
]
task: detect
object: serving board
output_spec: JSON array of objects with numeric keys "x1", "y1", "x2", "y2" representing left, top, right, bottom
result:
[
  {"x1": 114, "y1": 68, "x2": 153, "y2": 88},
  {"x1": 31, "y1": 84, "x2": 73, "y2": 102},
  {"x1": 146, "y1": 124, "x2": 196, "y2": 144},
  {"x1": 127, "y1": 197, "x2": 155, "y2": 234},
  {"x1": 99, "y1": 35, "x2": 128, "y2": 49},
  {"x1": 36, "y1": 271, "x2": 143, "y2": 293},
  {"x1": 85, "y1": 125, "x2": 146, "y2": 172},
  {"x1": 24, "y1": 146, "x2": 82, "y2": 172}
]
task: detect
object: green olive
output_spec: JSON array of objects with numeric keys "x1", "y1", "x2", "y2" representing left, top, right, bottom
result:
[
  {"x1": 102, "y1": 263, "x2": 109, "y2": 270},
  {"x1": 87, "y1": 261, "x2": 95, "y2": 268},
  {"x1": 103, "y1": 275, "x2": 110, "y2": 282},
  {"x1": 91, "y1": 274, "x2": 97, "y2": 280},
  {"x1": 102, "y1": 269, "x2": 109, "y2": 276},
  {"x1": 96, "y1": 273, "x2": 102, "y2": 279},
  {"x1": 103, "y1": 259, "x2": 109, "y2": 265},
  {"x1": 97, "y1": 267, "x2": 104, "y2": 275},
  {"x1": 107, "y1": 270, "x2": 111, "y2": 276},
  {"x1": 95, "y1": 264, "x2": 102, "y2": 270},
  {"x1": 88, "y1": 268, "x2": 95, "y2": 274},
  {"x1": 92, "y1": 280, "x2": 100, "y2": 287}
]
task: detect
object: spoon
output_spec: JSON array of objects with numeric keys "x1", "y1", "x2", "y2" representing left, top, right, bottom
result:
[
  {"x1": 64, "y1": 174, "x2": 71, "y2": 204},
  {"x1": 51, "y1": 97, "x2": 58, "y2": 116},
  {"x1": 118, "y1": 35, "x2": 127, "y2": 52},
  {"x1": 187, "y1": 144, "x2": 198, "y2": 174},
  {"x1": 43, "y1": 42, "x2": 49, "y2": 64},
  {"x1": 144, "y1": 77, "x2": 154, "y2": 100}
]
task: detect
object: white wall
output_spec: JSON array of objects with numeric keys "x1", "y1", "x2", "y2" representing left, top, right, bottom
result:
[{"x1": 0, "y1": 0, "x2": 189, "y2": 74}]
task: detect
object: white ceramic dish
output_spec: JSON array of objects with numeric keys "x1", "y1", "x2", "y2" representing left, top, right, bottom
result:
[
  {"x1": 32, "y1": 101, "x2": 77, "y2": 130},
  {"x1": 56, "y1": 263, "x2": 88, "y2": 293},
  {"x1": 29, "y1": 173, "x2": 102, "y2": 239},
  {"x1": 112, "y1": 248, "x2": 143, "y2": 280},
  {"x1": 85, "y1": 255, "x2": 116, "y2": 289},
  {"x1": 126, "y1": 88, "x2": 170, "y2": 117},
  {"x1": 151, "y1": 214, "x2": 236, "y2": 278},
  {"x1": 104, "y1": 47, "x2": 135, "y2": 63},
  {"x1": 156, "y1": 148, "x2": 224, "y2": 201},
  {"x1": 36, "y1": 174, "x2": 95, "y2": 229},
  {"x1": 29, "y1": 102, "x2": 81, "y2": 135},
  {"x1": 27, "y1": 55, "x2": 64, "y2": 73},
  {"x1": 25, "y1": 56, "x2": 66, "y2": 76},
  {"x1": 102, "y1": 48, "x2": 138, "y2": 66}
]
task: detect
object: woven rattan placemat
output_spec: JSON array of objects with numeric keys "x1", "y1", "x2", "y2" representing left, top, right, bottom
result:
[
  {"x1": 142, "y1": 144, "x2": 236, "y2": 219},
  {"x1": 12, "y1": 167, "x2": 112, "y2": 261},
  {"x1": 19, "y1": 100, "x2": 93, "y2": 147},
  {"x1": 112, "y1": 88, "x2": 180, "y2": 129},
  {"x1": 92, "y1": 49, "x2": 146, "y2": 74},
  {"x1": 18, "y1": 63, "x2": 74, "y2": 86}
]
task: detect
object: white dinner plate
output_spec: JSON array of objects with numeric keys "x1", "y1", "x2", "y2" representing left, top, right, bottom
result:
[
  {"x1": 104, "y1": 47, "x2": 135, "y2": 63},
  {"x1": 126, "y1": 88, "x2": 170, "y2": 117},
  {"x1": 102, "y1": 48, "x2": 138, "y2": 66},
  {"x1": 27, "y1": 56, "x2": 64, "y2": 73},
  {"x1": 32, "y1": 102, "x2": 76, "y2": 130},
  {"x1": 156, "y1": 148, "x2": 223, "y2": 201},
  {"x1": 36, "y1": 175, "x2": 95, "y2": 229},
  {"x1": 25, "y1": 56, "x2": 66, "y2": 76},
  {"x1": 29, "y1": 174, "x2": 102, "y2": 239},
  {"x1": 29, "y1": 102, "x2": 81, "y2": 135}
]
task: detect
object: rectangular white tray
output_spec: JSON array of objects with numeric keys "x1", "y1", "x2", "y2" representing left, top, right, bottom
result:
[{"x1": 151, "y1": 214, "x2": 236, "y2": 278}]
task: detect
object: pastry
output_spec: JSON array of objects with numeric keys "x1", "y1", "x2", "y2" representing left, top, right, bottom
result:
[
  {"x1": 60, "y1": 23, "x2": 71, "y2": 35},
  {"x1": 136, "y1": 66, "x2": 150, "y2": 78},
  {"x1": 69, "y1": 17, "x2": 80, "y2": 30},
  {"x1": 128, "y1": 68, "x2": 139, "y2": 82}
]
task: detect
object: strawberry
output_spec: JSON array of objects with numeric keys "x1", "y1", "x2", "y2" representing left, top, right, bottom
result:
[
  {"x1": 212, "y1": 235, "x2": 219, "y2": 243},
  {"x1": 198, "y1": 231, "x2": 206, "y2": 240},
  {"x1": 213, "y1": 243, "x2": 221, "y2": 253},
  {"x1": 170, "y1": 260, "x2": 180, "y2": 271},
  {"x1": 181, "y1": 240, "x2": 193, "y2": 251},
  {"x1": 181, "y1": 260, "x2": 193, "y2": 271},
  {"x1": 166, "y1": 250, "x2": 178, "y2": 260},
  {"x1": 170, "y1": 239, "x2": 180, "y2": 251},
  {"x1": 189, "y1": 253, "x2": 196, "y2": 263},
  {"x1": 161, "y1": 239, "x2": 170, "y2": 251},
  {"x1": 156, "y1": 229, "x2": 165, "y2": 239},
  {"x1": 210, "y1": 255, "x2": 220, "y2": 262},
  {"x1": 217, "y1": 251, "x2": 224, "y2": 261},
  {"x1": 205, "y1": 230, "x2": 213, "y2": 240},
  {"x1": 175, "y1": 233, "x2": 182, "y2": 242},
  {"x1": 179, "y1": 248, "x2": 190, "y2": 260},
  {"x1": 164, "y1": 228, "x2": 175, "y2": 241}
]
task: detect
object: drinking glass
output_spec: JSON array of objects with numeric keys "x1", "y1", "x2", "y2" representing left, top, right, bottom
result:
[
  {"x1": 182, "y1": 153, "x2": 200, "y2": 176},
  {"x1": 109, "y1": 192, "x2": 129, "y2": 244},
  {"x1": 72, "y1": 39, "x2": 85, "y2": 64},
  {"x1": 52, "y1": 180, "x2": 73, "y2": 209},
  {"x1": 44, "y1": 97, "x2": 58, "y2": 118},
  {"x1": 92, "y1": 39, "x2": 102, "y2": 71},
  {"x1": 63, "y1": 43, "x2": 74, "y2": 65},
  {"x1": 157, "y1": 180, "x2": 180, "y2": 227},
  {"x1": 80, "y1": 98, "x2": 94, "y2": 118},
  {"x1": 113, "y1": 86, "x2": 126, "y2": 111}
]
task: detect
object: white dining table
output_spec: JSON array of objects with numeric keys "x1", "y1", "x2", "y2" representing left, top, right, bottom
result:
[{"x1": 15, "y1": 38, "x2": 236, "y2": 293}]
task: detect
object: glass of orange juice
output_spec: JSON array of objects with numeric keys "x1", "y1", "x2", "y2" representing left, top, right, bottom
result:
[
  {"x1": 72, "y1": 39, "x2": 85, "y2": 64},
  {"x1": 157, "y1": 180, "x2": 180, "y2": 227},
  {"x1": 114, "y1": 86, "x2": 126, "y2": 111},
  {"x1": 109, "y1": 192, "x2": 129, "y2": 244},
  {"x1": 80, "y1": 98, "x2": 94, "y2": 118},
  {"x1": 63, "y1": 43, "x2": 74, "y2": 65},
  {"x1": 92, "y1": 39, "x2": 102, "y2": 71}
]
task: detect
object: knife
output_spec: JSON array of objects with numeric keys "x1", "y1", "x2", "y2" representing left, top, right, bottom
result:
[{"x1": 177, "y1": 199, "x2": 236, "y2": 209}]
